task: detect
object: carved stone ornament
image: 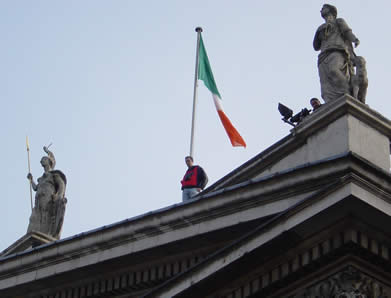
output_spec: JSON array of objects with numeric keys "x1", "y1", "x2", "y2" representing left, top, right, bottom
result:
[{"x1": 289, "y1": 266, "x2": 391, "y2": 297}]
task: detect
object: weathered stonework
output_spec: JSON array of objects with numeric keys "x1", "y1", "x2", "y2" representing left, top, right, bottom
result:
[{"x1": 290, "y1": 266, "x2": 391, "y2": 297}]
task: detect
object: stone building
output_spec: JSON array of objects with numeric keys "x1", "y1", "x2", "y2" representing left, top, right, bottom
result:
[{"x1": 1, "y1": 95, "x2": 391, "y2": 297}]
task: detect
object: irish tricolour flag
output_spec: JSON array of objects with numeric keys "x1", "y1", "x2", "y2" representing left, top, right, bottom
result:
[{"x1": 198, "y1": 34, "x2": 246, "y2": 147}]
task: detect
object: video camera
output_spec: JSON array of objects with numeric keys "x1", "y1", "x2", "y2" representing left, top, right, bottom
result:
[{"x1": 278, "y1": 103, "x2": 311, "y2": 127}]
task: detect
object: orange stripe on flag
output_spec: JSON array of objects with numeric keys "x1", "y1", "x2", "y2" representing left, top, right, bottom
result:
[{"x1": 217, "y1": 110, "x2": 246, "y2": 147}]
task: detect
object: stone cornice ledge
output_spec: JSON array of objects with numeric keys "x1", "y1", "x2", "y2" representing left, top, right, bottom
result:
[{"x1": 295, "y1": 95, "x2": 391, "y2": 138}]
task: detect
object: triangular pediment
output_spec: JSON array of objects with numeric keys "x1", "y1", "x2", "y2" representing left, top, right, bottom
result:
[
  {"x1": 0, "y1": 231, "x2": 57, "y2": 258},
  {"x1": 143, "y1": 181, "x2": 391, "y2": 297}
]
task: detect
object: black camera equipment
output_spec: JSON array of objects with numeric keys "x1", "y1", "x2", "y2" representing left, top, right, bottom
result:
[{"x1": 278, "y1": 103, "x2": 311, "y2": 127}]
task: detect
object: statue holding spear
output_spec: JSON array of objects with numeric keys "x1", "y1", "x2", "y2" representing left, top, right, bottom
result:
[{"x1": 26, "y1": 143, "x2": 67, "y2": 239}]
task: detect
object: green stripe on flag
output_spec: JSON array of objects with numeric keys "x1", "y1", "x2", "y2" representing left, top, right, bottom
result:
[{"x1": 198, "y1": 35, "x2": 221, "y2": 99}]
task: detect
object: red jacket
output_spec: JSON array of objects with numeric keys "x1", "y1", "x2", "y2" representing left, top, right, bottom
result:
[{"x1": 181, "y1": 166, "x2": 208, "y2": 190}]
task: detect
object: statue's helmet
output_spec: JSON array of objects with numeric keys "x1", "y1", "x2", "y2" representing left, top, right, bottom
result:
[{"x1": 42, "y1": 148, "x2": 56, "y2": 170}]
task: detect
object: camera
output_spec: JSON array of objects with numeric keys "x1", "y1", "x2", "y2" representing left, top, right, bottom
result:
[{"x1": 278, "y1": 103, "x2": 310, "y2": 127}]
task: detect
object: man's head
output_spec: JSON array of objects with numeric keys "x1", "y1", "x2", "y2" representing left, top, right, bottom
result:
[
  {"x1": 321, "y1": 4, "x2": 337, "y2": 19},
  {"x1": 310, "y1": 98, "x2": 321, "y2": 110},
  {"x1": 185, "y1": 156, "x2": 194, "y2": 168}
]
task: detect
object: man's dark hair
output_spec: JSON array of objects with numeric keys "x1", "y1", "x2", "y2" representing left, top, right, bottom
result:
[
  {"x1": 323, "y1": 4, "x2": 337, "y2": 17},
  {"x1": 310, "y1": 97, "x2": 320, "y2": 104},
  {"x1": 185, "y1": 156, "x2": 193, "y2": 162}
]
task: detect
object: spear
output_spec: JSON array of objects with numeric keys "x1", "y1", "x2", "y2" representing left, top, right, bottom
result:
[{"x1": 26, "y1": 136, "x2": 33, "y2": 211}]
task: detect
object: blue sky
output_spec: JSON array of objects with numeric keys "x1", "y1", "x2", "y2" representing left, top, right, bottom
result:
[{"x1": 1, "y1": 1, "x2": 389, "y2": 251}]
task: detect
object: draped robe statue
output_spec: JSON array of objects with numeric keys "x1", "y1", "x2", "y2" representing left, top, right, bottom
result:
[
  {"x1": 27, "y1": 147, "x2": 67, "y2": 239},
  {"x1": 313, "y1": 4, "x2": 368, "y2": 103}
]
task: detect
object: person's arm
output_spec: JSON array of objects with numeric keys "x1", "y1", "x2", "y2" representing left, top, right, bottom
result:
[
  {"x1": 53, "y1": 173, "x2": 66, "y2": 199},
  {"x1": 337, "y1": 18, "x2": 359, "y2": 47},
  {"x1": 27, "y1": 173, "x2": 37, "y2": 191},
  {"x1": 313, "y1": 29, "x2": 322, "y2": 51},
  {"x1": 197, "y1": 167, "x2": 208, "y2": 190},
  {"x1": 313, "y1": 24, "x2": 326, "y2": 51}
]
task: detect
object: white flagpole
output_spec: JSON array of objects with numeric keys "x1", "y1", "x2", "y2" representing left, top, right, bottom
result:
[{"x1": 189, "y1": 27, "x2": 203, "y2": 158}]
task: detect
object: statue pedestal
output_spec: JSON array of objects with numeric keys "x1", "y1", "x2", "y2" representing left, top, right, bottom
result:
[{"x1": 0, "y1": 231, "x2": 57, "y2": 257}]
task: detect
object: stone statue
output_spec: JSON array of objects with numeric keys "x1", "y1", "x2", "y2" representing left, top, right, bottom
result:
[
  {"x1": 351, "y1": 56, "x2": 368, "y2": 103},
  {"x1": 313, "y1": 4, "x2": 368, "y2": 103},
  {"x1": 27, "y1": 146, "x2": 67, "y2": 239}
]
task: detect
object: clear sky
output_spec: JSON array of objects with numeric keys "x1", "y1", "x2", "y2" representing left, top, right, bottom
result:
[{"x1": 1, "y1": 1, "x2": 389, "y2": 251}]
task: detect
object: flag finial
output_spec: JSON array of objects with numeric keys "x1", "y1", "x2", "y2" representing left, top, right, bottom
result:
[{"x1": 195, "y1": 27, "x2": 203, "y2": 33}]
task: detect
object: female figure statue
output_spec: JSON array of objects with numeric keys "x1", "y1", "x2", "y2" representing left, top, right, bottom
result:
[
  {"x1": 27, "y1": 146, "x2": 67, "y2": 239},
  {"x1": 313, "y1": 4, "x2": 364, "y2": 103}
]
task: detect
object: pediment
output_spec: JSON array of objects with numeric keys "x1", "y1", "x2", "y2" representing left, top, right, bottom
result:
[
  {"x1": 0, "y1": 231, "x2": 57, "y2": 258},
  {"x1": 142, "y1": 188, "x2": 391, "y2": 297}
]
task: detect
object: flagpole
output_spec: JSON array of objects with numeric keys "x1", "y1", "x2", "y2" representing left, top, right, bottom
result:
[
  {"x1": 189, "y1": 27, "x2": 203, "y2": 158},
  {"x1": 26, "y1": 136, "x2": 33, "y2": 211}
]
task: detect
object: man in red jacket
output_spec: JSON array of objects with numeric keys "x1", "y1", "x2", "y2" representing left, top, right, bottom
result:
[{"x1": 181, "y1": 156, "x2": 208, "y2": 202}]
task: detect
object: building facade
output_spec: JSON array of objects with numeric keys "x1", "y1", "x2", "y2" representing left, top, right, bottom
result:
[{"x1": 1, "y1": 96, "x2": 391, "y2": 297}]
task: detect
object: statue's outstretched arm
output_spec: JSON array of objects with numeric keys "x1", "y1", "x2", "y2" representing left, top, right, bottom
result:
[{"x1": 43, "y1": 146, "x2": 56, "y2": 168}]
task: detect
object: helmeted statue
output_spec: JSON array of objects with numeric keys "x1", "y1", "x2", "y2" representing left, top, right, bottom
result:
[
  {"x1": 27, "y1": 146, "x2": 67, "y2": 239},
  {"x1": 313, "y1": 4, "x2": 368, "y2": 103}
]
